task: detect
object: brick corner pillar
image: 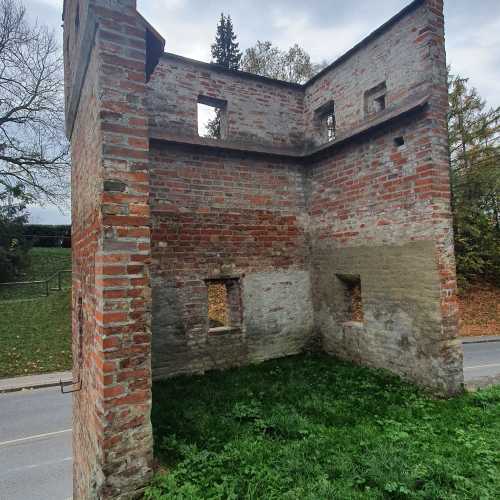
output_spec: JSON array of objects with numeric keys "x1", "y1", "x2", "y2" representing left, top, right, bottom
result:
[
  {"x1": 418, "y1": 0, "x2": 464, "y2": 394},
  {"x1": 63, "y1": 0, "x2": 164, "y2": 497}
]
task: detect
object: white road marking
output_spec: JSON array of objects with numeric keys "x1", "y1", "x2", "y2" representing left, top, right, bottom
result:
[
  {"x1": 0, "y1": 428, "x2": 72, "y2": 448},
  {"x1": 0, "y1": 456, "x2": 71, "y2": 476},
  {"x1": 464, "y1": 363, "x2": 500, "y2": 370}
]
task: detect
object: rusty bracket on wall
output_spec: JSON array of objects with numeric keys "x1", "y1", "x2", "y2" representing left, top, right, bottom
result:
[{"x1": 60, "y1": 377, "x2": 82, "y2": 394}]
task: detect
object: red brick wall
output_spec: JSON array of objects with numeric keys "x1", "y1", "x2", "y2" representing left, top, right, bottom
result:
[
  {"x1": 308, "y1": 0, "x2": 462, "y2": 393},
  {"x1": 304, "y1": 0, "x2": 429, "y2": 145},
  {"x1": 149, "y1": 146, "x2": 313, "y2": 377},
  {"x1": 71, "y1": 44, "x2": 103, "y2": 499},
  {"x1": 66, "y1": 0, "x2": 462, "y2": 497},
  {"x1": 147, "y1": 56, "x2": 304, "y2": 150},
  {"x1": 66, "y1": 0, "x2": 155, "y2": 497}
]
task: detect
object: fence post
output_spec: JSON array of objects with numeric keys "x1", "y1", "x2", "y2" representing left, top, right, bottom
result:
[
  {"x1": 58, "y1": 271, "x2": 62, "y2": 291},
  {"x1": 45, "y1": 280, "x2": 49, "y2": 297}
]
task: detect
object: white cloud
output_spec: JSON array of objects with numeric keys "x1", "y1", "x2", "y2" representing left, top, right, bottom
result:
[{"x1": 446, "y1": 15, "x2": 500, "y2": 108}]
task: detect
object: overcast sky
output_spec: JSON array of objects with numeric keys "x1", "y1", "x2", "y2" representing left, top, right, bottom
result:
[{"x1": 28, "y1": 0, "x2": 500, "y2": 224}]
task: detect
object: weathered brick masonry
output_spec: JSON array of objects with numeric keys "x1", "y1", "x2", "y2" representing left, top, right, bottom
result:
[{"x1": 65, "y1": 0, "x2": 463, "y2": 497}]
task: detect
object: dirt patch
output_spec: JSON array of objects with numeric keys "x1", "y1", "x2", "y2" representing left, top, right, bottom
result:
[{"x1": 458, "y1": 283, "x2": 500, "y2": 337}]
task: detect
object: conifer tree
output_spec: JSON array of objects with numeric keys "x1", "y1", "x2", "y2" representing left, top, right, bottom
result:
[
  {"x1": 211, "y1": 13, "x2": 242, "y2": 70},
  {"x1": 448, "y1": 71, "x2": 500, "y2": 284},
  {"x1": 205, "y1": 14, "x2": 242, "y2": 138}
]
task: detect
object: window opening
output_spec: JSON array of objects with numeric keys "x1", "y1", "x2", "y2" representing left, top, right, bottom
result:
[
  {"x1": 197, "y1": 95, "x2": 227, "y2": 139},
  {"x1": 206, "y1": 278, "x2": 242, "y2": 332},
  {"x1": 337, "y1": 274, "x2": 364, "y2": 323},
  {"x1": 326, "y1": 111, "x2": 336, "y2": 141},
  {"x1": 314, "y1": 100, "x2": 336, "y2": 144},
  {"x1": 364, "y1": 81, "x2": 387, "y2": 117},
  {"x1": 207, "y1": 282, "x2": 229, "y2": 328}
]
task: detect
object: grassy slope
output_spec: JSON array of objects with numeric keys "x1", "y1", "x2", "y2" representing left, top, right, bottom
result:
[
  {"x1": 147, "y1": 355, "x2": 500, "y2": 500},
  {"x1": 0, "y1": 248, "x2": 72, "y2": 377}
]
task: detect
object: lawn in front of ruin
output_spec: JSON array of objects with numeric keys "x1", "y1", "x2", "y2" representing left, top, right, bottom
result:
[
  {"x1": 0, "y1": 247, "x2": 72, "y2": 377},
  {"x1": 147, "y1": 354, "x2": 500, "y2": 499}
]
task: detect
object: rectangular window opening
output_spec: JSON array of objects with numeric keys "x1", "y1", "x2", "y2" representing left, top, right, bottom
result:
[
  {"x1": 326, "y1": 111, "x2": 336, "y2": 142},
  {"x1": 374, "y1": 94, "x2": 386, "y2": 112},
  {"x1": 337, "y1": 274, "x2": 364, "y2": 323},
  {"x1": 207, "y1": 282, "x2": 230, "y2": 328},
  {"x1": 364, "y1": 82, "x2": 387, "y2": 117},
  {"x1": 314, "y1": 100, "x2": 336, "y2": 144},
  {"x1": 197, "y1": 95, "x2": 227, "y2": 140},
  {"x1": 206, "y1": 278, "x2": 242, "y2": 333}
]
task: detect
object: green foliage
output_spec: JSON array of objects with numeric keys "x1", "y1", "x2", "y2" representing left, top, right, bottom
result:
[
  {"x1": 0, "y1": 246, "x2": 71, "y2": 299},
  {"x1": 0, "y1": 202, "x2": 30, "y2": 282},
  {"x1": 205, "y1": 108, "x2": 223, "y2": 140},
  {"x1": 23, "y1": 224, "x2": 71, "y2": 248},
  {"x1": 448, "y1": 71, "x2": 500, "y2": 285},
  {"x1": 146, "y1": 355, "x2": 500, "y2": 499},
  {"x1": 211, "y1": 14, "x2": 242, "y2": 70},
  {"x1": 241, "y1": 41, "x2": 327, "y2": 84},
  {"x1": 207, "y1": 13, "x2": 241, "y2": 138}
]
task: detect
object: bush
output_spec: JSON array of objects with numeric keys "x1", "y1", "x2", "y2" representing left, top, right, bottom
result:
[
  {"x1": 23, "y1": 224, "x2": 71, "y2": 248},
  {"x1": 0, "y1": 205, "x2": 30, "y2": 282}
]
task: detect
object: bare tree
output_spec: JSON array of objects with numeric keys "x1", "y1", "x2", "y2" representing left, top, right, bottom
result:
[
  {"x1": 241, "y1": 41, "x2": 328, "y2": 84},
  {"x1": 0, "y1": 0, "x2": 68, "y2": 207}
]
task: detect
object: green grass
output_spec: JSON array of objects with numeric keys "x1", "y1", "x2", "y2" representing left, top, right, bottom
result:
[
  {"x1": 0, "y1": 247, "x2": 72, "y2": 377},
  {"x1": 0, "y1": 292, "x2": 72, "y2": 377},
  {"x1": 0, "y1": 247, "x2": 71, "y2": 300},
  {"x1": 22, "y1": 247, "x2": 72, "y2": 281},
  {"x1": 147, "y1": 355, "x2": 500, "y2": 499}
]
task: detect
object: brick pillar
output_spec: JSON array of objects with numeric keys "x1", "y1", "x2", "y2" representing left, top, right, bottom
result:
[
  {"x1": 415, "y1": 0, "x2": 464, "y2": 392},
  {"x1": 64, "y1": 0, "x2": 161, "y2": 497}
]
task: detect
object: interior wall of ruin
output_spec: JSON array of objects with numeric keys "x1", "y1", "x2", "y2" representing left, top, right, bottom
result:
[
  {"x1": 147, "y1": 54, "x2": 305, "y2": 151},
  {"x1": 148, "y1": 145, "x2": 313, "y2": 378},
  {"x1": 145, "y1": 0, "x2": 462, "y2": 393}
]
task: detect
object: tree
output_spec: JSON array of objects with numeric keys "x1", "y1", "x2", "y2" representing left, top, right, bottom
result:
[
  {"x1": 211, "y1": 13, "x2": 242, "y2": 70},
  {"x1": 241, "y1": 41, "x2": 327, "y2": 84},
  {"x1": 0, "y1": 196, "x2": 29, "y2": 281},
  {"x1": 448, "y1": 71, "x2": 500, "y2": 285},
  {"x1": 0, "y1": 0, "x2": 69, "y2": 207},
  {"x1": 206, "y1": 14, "x2": 242, "y2": 138}
]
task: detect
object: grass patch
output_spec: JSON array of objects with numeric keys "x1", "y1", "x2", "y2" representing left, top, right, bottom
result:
[
  {"x1": 0, "y1": 247, "x2": 71, "y2": 299},
  {"x1": 0, "y1": 291, "x2": 72, "y2": 377},
  {"x1": 0, "y1": 247, "x2": 72, "y2": 377},
  {"x1": 147, "y1": 355, "x2": 500, "y2": 499}
]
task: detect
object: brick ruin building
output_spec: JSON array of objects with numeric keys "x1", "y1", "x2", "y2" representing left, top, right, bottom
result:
[{"x1": 63, "y1": 0, "x2": 464, "y2": 497}]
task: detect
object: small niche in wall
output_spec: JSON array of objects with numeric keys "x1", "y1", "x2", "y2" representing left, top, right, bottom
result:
[
  {"x1": 364, "y1": 82, "x2": 387, "y2": 118},
  {"x1": 336, "y1": 274, "x2": 364, "y2": 323},
  {"x1": 197, "y1": 95, "x2": 227, "y2": 140},
  {"x1": 206, "y1": 277, "x2": 242, "y2": 333},
  {"x1": 394, "y1": 136, "x2": 405, "y2": 147}
]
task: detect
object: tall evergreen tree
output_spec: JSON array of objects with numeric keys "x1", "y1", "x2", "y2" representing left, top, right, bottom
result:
[
  {"x1": 205, "y1": 14, "x2": 242, "y2": 139},
  {"x1": 448, "y1": 71, "x2": 500, "y2": 285},
  {"x1": 211, "y1": 13, "x2": 242, "y2": 70}
]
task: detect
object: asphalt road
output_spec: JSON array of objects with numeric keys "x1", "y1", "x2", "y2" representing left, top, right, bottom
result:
[
  {"x1": 0, "y1": 387, "x2": 72, "y2": 500},
  {"x1": 0, "y1": 341, "x2": 498, "y2": 500},
  {"x1": 463, "y1": 339, "x2": 500, "y2": 383}
]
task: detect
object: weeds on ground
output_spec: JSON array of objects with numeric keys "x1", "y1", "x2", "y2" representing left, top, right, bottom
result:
[{"x1": 146, "y1": 355, "x2": 500, "y2": 499}]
